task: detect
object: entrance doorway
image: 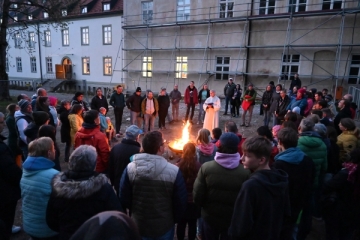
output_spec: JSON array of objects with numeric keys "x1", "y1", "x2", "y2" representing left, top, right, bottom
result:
[{"x1": 55, "y1": 57, "x2": 73, "y2": 80}]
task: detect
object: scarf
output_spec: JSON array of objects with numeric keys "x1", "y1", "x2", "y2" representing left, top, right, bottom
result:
[
  {"x1": 343, "y1": 162, "x2": 358, "y2": 183},
  {"x1": 214, "y1": 152, "x2": 240, "y2": 169},
  {"x1": 198, "y1": 143, "x2": 215, "y2": 156}
]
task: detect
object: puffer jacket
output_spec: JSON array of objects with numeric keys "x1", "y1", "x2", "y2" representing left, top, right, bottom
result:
[
  {"x1": 74, "y1": 124, "x2": 110, "y2": 173},
  {"x1": 21, "y1": 156, "x2": 59, "y2": 238},
  {"x1": 337, "y1": 129, "x2": 360, "y2": 162},
  {"x1": 298, "y1": 131, "x2": 327, "y2": 188},
  {"x1": 287, "y1": 97, "x2": 308, "y2": 115},
  {"x1": 68, "y1": 114, "x2": 83, "y2": 145},
  {"x1": 46, "y1": 172, "x2": 122, "y2": 240},
  {"x1": 193, "y1": 160, "x2": 250, "y2": 232},
  {"x1": 120, "y1": 153, "x2": 187, "y2": 238}
]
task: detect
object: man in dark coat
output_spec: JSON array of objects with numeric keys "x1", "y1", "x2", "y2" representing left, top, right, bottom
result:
[
  {"x1": 157, "y1": 87, "x2": 170, "y2": 130},
  {"x1": 58, "y1": 101, "x2": 71, "y2": 162},
  {"x1": 108, "y1": 125, "x2": 142, "y2": 195},
  {"x1": 334, "y1": 99, "x2": 352, "y2": 135},
  {"x1": 126, "y1": 87, "x2": 143, "y2": 128},
  {"x1": 0, "y1": 112, "x2": 22, "y2": 240},
  {"x1": 90, "y1": 88, "x2": 109, "y2": 112},
  {"x1": 109, "y1": 85, "x2": 126, "y2": 136},
  {"x1": 184, "y1": 81, "x2": 198, "y2": 123},
  {"x1": 223, "y1": 78, "x2": 236, "y2": 115},
  {"x1": 289, "y1": 73, "x2": 301, "y2": 94}
]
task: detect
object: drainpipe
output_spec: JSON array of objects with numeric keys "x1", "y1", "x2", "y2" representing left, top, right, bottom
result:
[
  {"x1": 37, "y1": 22, "x2": 44, "y2": 84},
  {"x1": 244, "y1": 1, "x2": 253, "y2": 87}
]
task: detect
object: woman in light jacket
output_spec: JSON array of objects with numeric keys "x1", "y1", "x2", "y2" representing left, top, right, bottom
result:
[{"x1": 68, "y1": 104, "x2": 84, "y2": 146}]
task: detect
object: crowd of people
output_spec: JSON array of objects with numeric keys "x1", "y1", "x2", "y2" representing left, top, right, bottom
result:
[{"x1": 0, "y1": 76, "x2": 360, "y2": 240}]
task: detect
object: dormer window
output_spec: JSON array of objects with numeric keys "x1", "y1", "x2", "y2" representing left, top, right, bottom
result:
[
  {"x1": 62, "y1": 9, "x2": 67, "y2": 16},
  {"x1": 28, "y1": 15, "x2": 33, "y2": 20},
  {"x1": 44, "y1": 12, "x2": 49, "y2": 18},
  {"x1": 81, "y1": 6, "x2": 87, "y2": 14},
  {"x1": 103, "y1": 3, "x2": 110, "y2": 11}
]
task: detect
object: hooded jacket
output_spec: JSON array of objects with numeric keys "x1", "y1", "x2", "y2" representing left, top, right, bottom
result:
[
  {"x1": 74, "y1": 124, "x2": 110, "y2": 173},
  {"x1": 15, "y1": 110, "x2": 33, "y2": 147},
  {"x1": 287, "y1": 97, "x2": 308, "y2": 115},
  {"x1": 337, "y1": 129, "x2": 360, "y2": 162},
  {"x1": 5, "y1": 114, "x2": 19, "y2": 154},
  {"x1": 298, "y1": 131, "x2": 328, "y2": 188},
  {"x1": 228, "y1": 169, "x2": 290, "y2": 240},
  {"x1": 193, "y1": 159, "x2": 250, "y2": 232},
  {"x1": 68, "y1": 114, "x2": 83, "y2": 145},
  {"x1": 196, "y1": 143, "x2": 217, "y2": 164},
  {"x1": 120, "y1": 153, "x2": 187, "y2": 238},
  {"x1": 90, "y1": 95, "x2": 109, "y2": 112},
  {"x1": 46, "y1": 172, "x2": 122, "y2": 240},
  {"x1": 184, "y1": 86, "x2": 199, "y2": 105},
  {"x1": 21, "y1": 156, "x2": 59, "y2": 238},
  {"x1": 58, "y1": 106, "x2": 71, "y2": 143}
]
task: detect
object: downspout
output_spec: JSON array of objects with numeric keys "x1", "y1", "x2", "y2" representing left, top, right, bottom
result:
[
  {"x1": 37, "y1": 22, "x2": 43, "y2": 83},
  {"x1": 244, "y1": 0, "x2": 253, "y2": 87}
]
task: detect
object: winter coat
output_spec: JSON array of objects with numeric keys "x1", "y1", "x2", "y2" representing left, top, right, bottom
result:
[
  {"x1": 198, "y1": 89, "x2": 210, "y2": 102},
  {"x1": 337, "y1": 130, "x2": 360, "y2": 162},
  {"x1": 109, "y1": 92, "x2": 125, "y2": 109},
  {"x1": 184, "y1": 86, "x2": 199, "y2": 105},
  {"x1": 126, "y1": 93, "x2": 142, "y2": 112},
  {"x1": 157, "y1": 94, "x2": 170, "y2": 113},
  {"x1": 34, "y1": 106, "x2": 55, "y2": 127},
  {"x1": 193, "y1": 160, "x2": 250, "y2": 232},
  {"x1": 169, "y1": 89, "x2": 182, "y2": 105},
  {"x1": 289, "y1": 78, "x2": 301, "y2": 90},
  {"x1": 224, "y1": 82, "x2": 236, "y2": 97},
  {"x1": 71, "y1": 98, "x2": 89, "y2": 111},
  {"x1": 68, "y1": 114, "x2": 83, "y2": 145},
  {"x1": 196, "y1": 144, "x2": 217, "y2": 165},
  {"x1": 141, "y1": 97, "x2": 159, "y2": 115},
  {"x1": 24, "y1": 122, "x2": 40, "y2": 144},
  {"x1": 49, "y1": 106, "x2": 59, "y2": 126},
  {"x1": 21, "y1": 156, "x2": 59, "y2": 238},
  {"x1": 242, "y1": 89, "x2": 257, "y2": 105},
  {"x1": 15, "y1": 110, "x2": 33, "y2": 147},
  {"x1": 6, "y1": 115, "x2": 20, "y2": 154},
  {"x1": 90, "y1": 95, "x2": 109, "y2": 112},
  {"x1": 287, "y1": 97, "x2": 308, "y2": 115},
  {"x1": 269, "y1": 91, "x2": 281, "y2": 113},
  {"x1": 120, "y1": 153, "x2": 187, "y2": 238},
  {"x1": 261, "y1": 90, "x2": 273, "y2": 110},
  {"x1": 304, "y1": 98, "x2": 314, "y2": 116},
  {"x1": 0, "y1": 135, "x2": 21, "y2": 205},
  {"x1": 74, "y1": 124, "x2": 110, "y2": 173},
  {"x1": 46, "y1": 172, "x2": 122, "y2": 240},
  {"x1": 228, "y1": 169, "x2": 290, "y2": 240},
  {"x1": 298, "y1": 131, "x2": 328, "y2": 188},
  {"x1": 108, "y1": 138, "x2": 141, "y2": 195},
  {"x1": 99, "y1": 113, "x2": 108, "y2": 132},
  {"x1": 327, "y1": 139, "x2": 341, "y2": 174},
  {"x1": 58, "y1": 107, "x2": 71, "y2": 143},
  {"x1": 276, "y1": 96, "x2": 291, "y2": 120}
]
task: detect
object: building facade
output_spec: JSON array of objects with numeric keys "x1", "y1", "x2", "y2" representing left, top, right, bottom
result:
[{"x1": 123, "y1": 0, "x2": 360, "y2": 98}]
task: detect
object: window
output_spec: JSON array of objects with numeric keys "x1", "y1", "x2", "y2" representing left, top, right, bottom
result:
[
  {"x1": 219, "y1": 0, "x2": 234, "y2": 18},
  {"x1": 62, "y1": 9, "x2": 67, "y2": 16},
  {"x1": 177, "y1": 0, "x2": 190, "y2": 21},
  {"x1": 281, "y1": 54, "x2": 300, "y2": 80},
  {"x1": 259, "y1": 0, "x2": 275, "y2": 14},
  {"x1": 28, "y1": 14, "x2": 33, "y2": 20},
  {"x1": 322, "y1": 0, "x2": 342, "y2": 10},
  {"x1": 142, "y1": 57, "x2": 152, "y2": 77},
  {"x1": 81, "y1": 6, "x2": 87, "y2": 13},
  {"x1": 14, "y1": 16, "x2": 18, "y2": 22},
  {"x1": 14, "y1": 32, "x2": 21, "y2": 48},
  {"x1": 102, "y1": 25, "x2": 112, "y2": 45},
  {"x1": 46, "y1": 57, "x2": 53, "y2": 73},
  {"x1": 30, "y1": 57, "x2": 37, "y2": 73},
  {"x1": 82, "y1": 57, "x2": 90, "y2": 74},
  {"x1": 215, "y1": 57, "x2": 230, "y2": 80},
  {"x1": 16, "y1": 57, "x2": 22, "y2": 72},
  {"x1": 44, "y1": 12, "x2": 49, "y2": 18},
  {"x1": 348, "y1": 55, "x2": 360, "y2": 84},
  {"x1": 103, "y1": 57, "x2": 112, "y2": 75},
  {"x1": 288, "y1": 0, "x2": 306, "y2": 13},
  {"x1": 81, "y1": 27, "x2": 89, "y2": 45},
  {"x1": 12, "y1": 4, "x2": 18, "y2": 8},
  {"x1": 176, "y1": 57, "x2": 188, "y2": 78},
  {"x1": 62, "y1": 29, "x2": 69, "y2": 46},
  {"x1": 44, "y1": 30, "x2": 51, "y2": 47},
  {"x1": 6, "y1": 58, "x2": 9, "y2": 72},
  {"x1": 103, "y1": 3, "x2": 110, "y2": 11},
  {"x1": 28, "y1": 32, "x2": 35, "y2": 48},
  {"x1": 142, "y1": 1, "x2": 153, "y2": 24}
]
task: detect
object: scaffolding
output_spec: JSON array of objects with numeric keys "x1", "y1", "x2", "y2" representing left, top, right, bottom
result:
[{"x1": 122, "y1": 0, "x2": 360, "y2": 96}]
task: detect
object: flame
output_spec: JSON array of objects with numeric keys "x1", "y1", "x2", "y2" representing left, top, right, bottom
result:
[{"x1": 171, "y1": 121, "x2": 191, "y2": 150}]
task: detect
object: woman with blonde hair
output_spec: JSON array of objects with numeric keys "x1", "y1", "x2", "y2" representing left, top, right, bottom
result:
[
  {"x1": 196, "y1": 128, "x2": 216, "y2": 164},
  {"x1": 337, "y1": 118, "x2": 360, "y2": 162},
  {"x1": 68, "y1": 104, "x2": 84, "y2": 146}
]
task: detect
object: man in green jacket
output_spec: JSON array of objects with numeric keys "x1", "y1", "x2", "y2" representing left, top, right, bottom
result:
[{"x1": 109, "y1": 85, "x2": 125, "y2": 136}]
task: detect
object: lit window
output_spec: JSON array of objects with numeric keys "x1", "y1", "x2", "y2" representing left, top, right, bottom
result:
[
  {"x1": 348, "y1": 55, "x2": 360, "y2": 84},
  {"x1": 281, "y1": 54, "x2": 300, "y2": 80},
  {"x1": 81, "y1": 7, "x2": 87, "y2": 13},
  {"x1": 16, "y1": 57, "x2": 22, "y2": 72},
  {"x1": 104, "y1": 57, "x2": 112, "y2": 75},
  {"x1": 288, "y1": 0, "x2": 307, "y2": 13},
  {"x1": 219, "y1": 0, "x2": 234, "y2": 18},
  {"x1": 62, "y1": 9, "x2": 67, "y2": 16},
  {"x1": 215, "y1": 57, "x2": 230, "y2": 80},
  {"x1": 259, "y1": 0, "x2": 275, "y2": 15},
  {"x1": 44, "y1": 12, "x2": 49, "y2": 18},
  {"x1": 103, "y1": 3, "x2": 110, "y2": 11},
  {"x1": 177, "y1": 0, "x2": 190, "y2": 21},
  {"x1": 103, "y1": 25, "x2": 112, "y2": 45},
  {"x1": 322, "y1": 0, "x2": 342, "y2": 10},
  {"x1": 29, "y1": 32, "x2": 35, "y2": 48},
  {"x1": 44, "y1": 30, "x2": 51, "y2": 47},
  {"x1": 62, "y1": 29, "x2": 69, "y2": 46},
  {"x1": 30, "y1": 57, "x2": 37, "y2": 73},
  {"x1": 46, "y1": 57, "x2": 53, "y2": 73},
  {"x1": 176, "y1": 57, "x2": 188, "y2": 78},
  {"x1": 142, "y1": 1, "x2": 153, "y2": 24},
  {"x1": 142, "y1": 57, "x2": 152, "y2": 78},
  {"x1": 82, "y1": 57, "x2": 90, "y2": 74},
  {"x1": 81, "y1": 27, "x2": 89, "y2": 45}
]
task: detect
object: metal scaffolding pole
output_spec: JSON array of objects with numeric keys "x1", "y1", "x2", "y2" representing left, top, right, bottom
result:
[
  {"x1": 278, "y1": 14, "x2": 293, "y2": 88},
  {"x1": 334, "y1": 11, "x2": 346, "y2": 99},
  {"x1": 235, "y1": 20, "x2": 248, "y2": 84}
]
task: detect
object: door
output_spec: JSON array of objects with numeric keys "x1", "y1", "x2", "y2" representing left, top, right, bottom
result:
[{"x1": 55, "y1": 64, "x2": 65, "y2": 79}]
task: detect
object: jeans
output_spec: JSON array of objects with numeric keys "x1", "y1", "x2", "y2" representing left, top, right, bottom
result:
[
  {"x1": 263, "y1": 109, "x2": 271, "y2": 126},
  {"x1": 172, "y1": 103, "x2": 179, "y2": 121},
  {"x1": 231, "y1": 99, "x2": 240, "y2": 116},
  {"x1": 201, "y1": 219, "x2": 230, "y2": 240},
  {"x1": 142, "y1": 226, "x2": 174, "y2": 240},
  {"x1": 198, "y1": 100, "x2": 206, "y2": 122},
  {"x1": 144, "y1": 113, "x2": 155, "y2": 132},
  {"x1": 131, "y1": 111, "x2": 142, "y2": 128},
  {"x1": 272, "y1": 113, "x2": 278, "y2": 127},
  {"x1": 114, "y1": 107, "x2": 124, "y2": 133},
  {"x1": 224, "y1": 96, "x2": 231, "y2": 114},
  {"x1": 185, "y1": 103, "x2": 195, "y2": 121}
]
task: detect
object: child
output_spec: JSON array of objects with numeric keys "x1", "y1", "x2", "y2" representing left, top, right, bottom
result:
[
  {"x1": 106, "y1": 117, "x2": 117, "y2": 143},
  {"x1": 196, "y1": 129, "x2": 216, "y2": 164},
  {"x1": 49, "y1": 96, "x2": 59, "y2": 126},
  {"x1": 256, "y1": 126, "x2": 279, "y2": 166},
  {"x1": 99, "y1": 107, "x2": 108, "y2": 133},
  {"x1": 211, "y1": 127, "x2": 222, "y2": 144}
]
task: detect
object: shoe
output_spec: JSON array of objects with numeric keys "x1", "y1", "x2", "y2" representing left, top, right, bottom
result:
[
  {"x1": 240, "y1": 123, "x2": 245, "y2": 126},
  {"x1": 12, "y1": 225, "x2": 21, "y2": 234}
]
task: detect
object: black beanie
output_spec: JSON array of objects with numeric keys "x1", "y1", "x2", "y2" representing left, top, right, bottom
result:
[{"x1": 33, "y1": 111, "x2": 49, "y2": 125}]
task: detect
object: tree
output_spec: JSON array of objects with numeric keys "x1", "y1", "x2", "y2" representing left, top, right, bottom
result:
[{"x1": 0, "y1": 0, "x2": 79, "y2": 100}]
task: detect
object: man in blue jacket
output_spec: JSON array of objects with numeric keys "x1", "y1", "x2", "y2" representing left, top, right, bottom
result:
[{"x1": 120, "y1": 131, "x2": 187, "y2": 239}]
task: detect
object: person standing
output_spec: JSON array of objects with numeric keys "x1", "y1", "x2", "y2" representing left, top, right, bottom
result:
[
  {"x1": 36, "y1": 96, "x2": 55, "y2": 127},
  {"x1": 71, "y1": 92, "x2": 89, "y2": 111},
  {"x1": 141, "y1": 90, "x2": 159, "y2": 133},
  {"x1": 334, "y1": 99, "x2": 352, "y2": 135},
  {"x1": 5, "y1": 104, "x2": 22, "y2": 166},
  {"x1": 241, "y1": 84, "x2": 257, "y2": 127},
  {"x1": 91, "y1": 88, "x2": 109, "y2": 112},
  {"x1": 157, "y1": 87, "x2": 170, "y2": 130},
  {"x1": 110, "y1": 85, "x2": 126, "y2": 136},
  {"x1": 169, "y1": 85, "x2": 182, "y2": 122},
  {"x1": 0, "y1": 112, "x2": 22, "y2": 240},
  {"x1": 223, "y1": 78, "x2": 236, "y2": 115},
  {"x1": 197, "y1": 85, "x2": 210, "y2": 125},
  {"x1": 262, "y1": 85, "x2": 273, "y2": 127},
  {"x1": 275, "y1": 90, "x2": 291, "y2": 125},
  {"x1": 269, "y1": 84, "x2": 282, "y2": 127},
  {"x1": 289, "y1": 73, "x2": 301, "y2": 95},
  {"x1": 31, "y1": 88, "x2": 47, "y2": 110},
  {"x1": 231, "y1": 84, "x2": 242, "y2": 118},
  {"x1": 15, "y1": 99, "x2": 33, "y2": 160},
  {"x1": 202, "y1": 90, "x2": 221, "y2": 134},
  {"x1": 58, "y1": 100, "x2": 71, "y2": 162},
  {"x1": 68, "y1": 104, "x2": 84, "y2": 146},
  {"x1": 184, "y1": 81, "x2": 198, "y2": 123},
  {"x1": 126, "y1": 87, "x2": 143, "y2": 128}
]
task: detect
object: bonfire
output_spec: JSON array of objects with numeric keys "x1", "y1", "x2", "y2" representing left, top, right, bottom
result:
[{"x1": 168, "y1": 121, "x2": 192, "y2": 153}]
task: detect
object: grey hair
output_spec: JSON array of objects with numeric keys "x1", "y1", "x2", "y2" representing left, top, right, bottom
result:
[
  {"x1": 343, "y1": 94, "x2": 353, "y2": 102},
  {"x1": 210, "y1": 89, "x2": 216, "y2": 93},
  {"x1": 69, "y1": 145, "x2": 97, "y2": 171},
  {"x1": 299, "y1": 118, "x2": 315, "y2": 133},
  {"x1": 0, "y1": 112, "x2": 4, "y2": 118}
]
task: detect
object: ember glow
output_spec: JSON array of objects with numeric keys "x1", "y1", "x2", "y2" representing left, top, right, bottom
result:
[{"x1": 170, "y1": 121, "x2": 191, "y2": 151}]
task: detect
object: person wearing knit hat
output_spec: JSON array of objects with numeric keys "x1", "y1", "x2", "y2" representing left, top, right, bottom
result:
[
  {"x1": 24, "y1": 111, "x2": 50, "y2": 144},
  {"x1": 46, "y1": 145, "x2": 123, "y2": 239},
  {"x1": 193, "y1": 132, "x2": 250, "y2": 239},
  {"x1": 15, "y1": 99, "x2": 33, "y2": 159},
  {"x1": 286, "y1": 88, "x2": 308, "y2": 115},
  {"x1": 126, "y1": 87, "x2": 143, "y2": 128}
]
